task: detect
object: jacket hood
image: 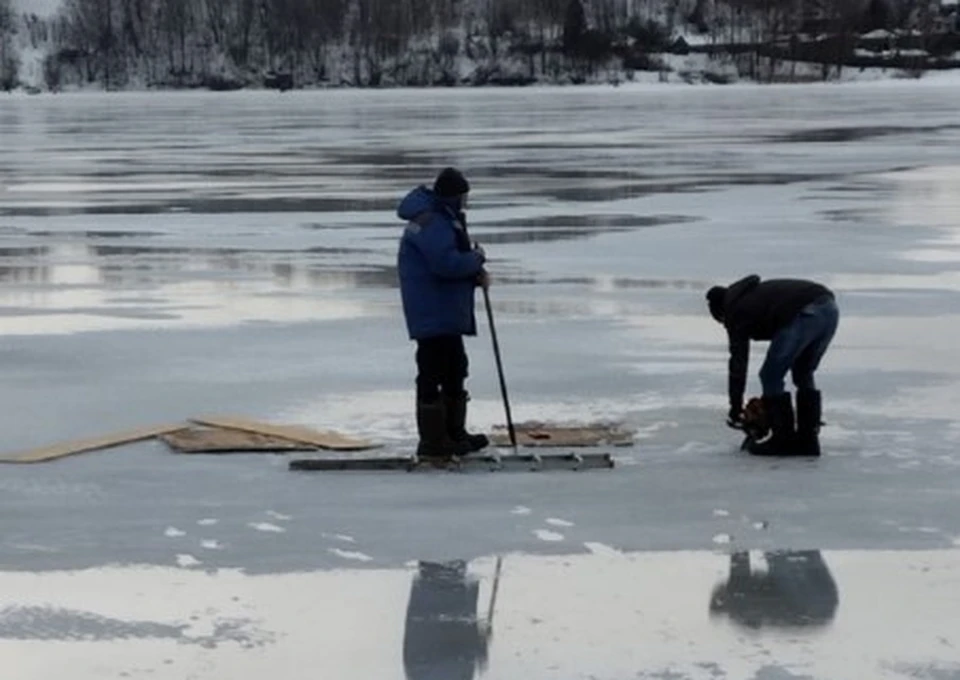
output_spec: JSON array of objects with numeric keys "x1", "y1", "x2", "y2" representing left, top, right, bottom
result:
[
  {"x1": 397, "y1": 185, "x2": 437, "y2": 222},
  {"x1": 726, "y1": 274, "x2": 761, "y2": 308}
]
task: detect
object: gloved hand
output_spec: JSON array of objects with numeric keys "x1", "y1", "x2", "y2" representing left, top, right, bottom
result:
[
  {"x1": 476, "y1": 269, "x2": 490, "y2": 290},
  {"x1": 726, "y1": 406, "x2": 744, "y2": 430},
  {"x1": 472, "y1": 241, "x2": 486, "y2": 262}
]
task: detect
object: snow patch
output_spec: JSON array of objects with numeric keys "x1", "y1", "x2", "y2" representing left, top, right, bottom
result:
[
  {"x1": 534, "y1": 530, "x2": 565, "y2": 542},
  {"x1": 899, "y1": 526, "x2": 942, "y2": 535},
  {"x1": 200, "y1": 540, "x2": 223, "y2": 550},
  {"x1": 248, "y1": 522, "x2": 285, "y2": 533},
  {"x1": 164, "y1": 527, "x2": 186, "y2": 538},
  {"x1": 546, "y1": 518, "x2": 574, "y2": 527},
  {"x1": 511, "y1": 506, "x2": 532, "y2": 516},
  {"x1": 323, "y1": 532, "x2": 357, "y2": 543},
  {"x1": 583, "y1": 542, "x2": 621, "y2": 556},
  {"x1": 329, "y1": 548, "x2": 373, "y2": 562},
  {"x1": 9, "y1": 543, "x2": 58, "y2": 553},
  {"x1": 266, "y1": 511, "x2": 292, "y2": 521},
  {"x1": 176, "y1": 554, "x2": 201, "y2": 567},
  {"x1": 275, "y1": 390, "x2": 414, "y2": 444}
]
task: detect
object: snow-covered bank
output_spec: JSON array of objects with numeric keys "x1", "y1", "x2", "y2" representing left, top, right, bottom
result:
[{"x1": 3, "y1": 0, "x2": 960, "y2": 93}]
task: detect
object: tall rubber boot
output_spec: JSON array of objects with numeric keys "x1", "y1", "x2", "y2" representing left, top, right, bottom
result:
[
  {"x1": 748, "y1": 393, "x2": 796, "y2": 457},
  {"x1": 416, "y1": 400, "x2": 471, "y2": 460},
  {"x1": 795, "y1": 389, "x2": 822, "y2": 458},
  {"x1": 443, "y1": 391, "x2": 489, "y2": 453}
]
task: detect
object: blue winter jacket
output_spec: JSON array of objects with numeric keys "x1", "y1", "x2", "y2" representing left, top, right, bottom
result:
[{"x1": 396, "y1": 186, "x2": 484, "y2": 340}]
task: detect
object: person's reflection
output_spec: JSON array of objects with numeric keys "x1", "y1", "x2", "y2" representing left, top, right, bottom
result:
[
  {"x1": 709, "y1": 550, "x2": 839, "y2": 630},
  {"x1": 402, "y1": 560, "x2": 489, "y2": 680}
]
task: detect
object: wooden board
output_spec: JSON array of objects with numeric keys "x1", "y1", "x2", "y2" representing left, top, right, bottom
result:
[
  {"x1": 190, "y1": 416, "x2": 378, "y2": 452},
  {"x1": 489, "y1": 421, "x2": 634, "y2": 448},
  {"x1": 160, "y1": 426, "x2": 317, "y2": 454},
  {"x1": 0, "y1": 423, "x2": 187, "y2": 464}
]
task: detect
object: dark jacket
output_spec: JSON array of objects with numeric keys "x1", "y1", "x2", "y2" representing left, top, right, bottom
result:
[
  {"x1": 721, "y1": 275, "x2": 834, "y2": 410},
  {"x1": 397, "y1": 186, "x2": 484, "y2": 340}
]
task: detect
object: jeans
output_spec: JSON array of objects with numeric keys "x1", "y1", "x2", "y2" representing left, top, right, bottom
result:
[
  {"x1": 759, "y1": 297, "x2": 839, "y2": 395},
  {"x1": 415, "y1": 335, "x2": 468, "y2": 402}
]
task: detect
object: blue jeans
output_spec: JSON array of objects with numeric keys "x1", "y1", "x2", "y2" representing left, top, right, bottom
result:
[{"x1": 760, "y1": 297, "x2": 839, "y2": 395}]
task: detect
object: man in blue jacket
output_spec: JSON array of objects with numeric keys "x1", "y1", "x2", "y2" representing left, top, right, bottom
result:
[
  {"x1": 706, "y1": 275, "x2": 839, "y2": 457},
  {"x1": 397, "y1": 168, "x2": 489, "y2": 460}
]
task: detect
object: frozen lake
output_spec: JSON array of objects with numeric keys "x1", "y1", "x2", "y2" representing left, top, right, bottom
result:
[{"x1": 1, "y1": 82, "x2": 959, "y2": 678}]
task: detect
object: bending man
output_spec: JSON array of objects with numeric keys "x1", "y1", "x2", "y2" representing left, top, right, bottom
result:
[{"x1": 706, "y1": 275, "x2": 839, "y2": 457}]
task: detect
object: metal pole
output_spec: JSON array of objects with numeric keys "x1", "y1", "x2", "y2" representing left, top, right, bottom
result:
[
  {"x1": 486, "y1": 555, "x2": 503, "y2": 632},
  {"x1": 482, "y1": 285, "x2": 517, "y2": 451},
  {"x1": 462, "y1": 210, "x2": 517, "y2": 453}
]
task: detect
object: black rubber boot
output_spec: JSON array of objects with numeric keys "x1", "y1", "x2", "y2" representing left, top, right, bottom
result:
[
  {"x1": 444, "y1": 391, "x2": 489, "y2": 453},
  {"x1": 748, "y1": 393, "x2": 796, "y2": 457},
  {"x1": 416, "y1": 400, "x2": 472, "y2": 459},
  {"x1": 795, "y1": 389, "x2": 822, "y2": 458}
]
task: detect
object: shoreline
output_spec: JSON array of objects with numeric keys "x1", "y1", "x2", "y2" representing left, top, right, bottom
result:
[{"x1": 4, "y1": 70, "x2": 959, "y2": 97}]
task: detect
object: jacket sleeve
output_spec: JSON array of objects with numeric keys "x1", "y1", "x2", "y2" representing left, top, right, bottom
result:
[
  {"x1": 727, "y1": 327, "x2": 749, "y2": 413},
  {"x1": 414, "y1": 217, "x2": 484, "y2": 280}
]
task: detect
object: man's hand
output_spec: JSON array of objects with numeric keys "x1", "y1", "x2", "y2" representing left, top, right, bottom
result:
[
  {"x1": 472, "y1": 241, "x2": 486, "y2": 262},
  {"x1": 726, "y1": 406, "x2": 744, "y2": 430},
  {"x1": 477, "y1": 269, "x2": 490, "y2": 290}
]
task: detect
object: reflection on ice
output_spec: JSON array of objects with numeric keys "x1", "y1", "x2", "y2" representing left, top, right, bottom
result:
[
  {"x1": 474, "y1": 227, "x2": 634, "y2": 245},
  {"x1": 0, "y1": 548, "x2": 957, "y2": 679},
  {"x1": 830, "y1": 272, "x2": 960, "y2": 292},
  {"x1": 0, "y1": 605, "x2": 189, "y2": 641},
  {"x1": 0, "y1": 605, "x2": 267, "y2": 648},
  {"x1": 772, "y1": 124, "x2": 960, "y2": 144},
  {"x1": 883, "y1": 165, "x2": 960, "y2": 230},
  {"x1": 404, "y1": 560, "x2": 490, "y2": 680},
  {"x1": 709, "y1": 550, "x2": 839, "y2": 631},
  {"x1": 0, "y1": 240, "x2": 392, "y2": 334}
]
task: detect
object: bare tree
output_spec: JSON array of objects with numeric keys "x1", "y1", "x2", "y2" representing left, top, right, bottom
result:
[
  {"x1": 61, "y1": 0, "x2": 116, "y2": 83},
  {"x1": 484, "y1": 0, "x2": 521, "y2": 57},
  {"x1": 262, "y1": 0, "x2": 294, "y2": 68},
  {"x1": 202, "y1": 0, "x2": 230, "y2": 48},
  {"x1": 0, "y1": 0, "x2": 19, "y2": 90},
  {"x1": 0, "y1": 0, "x2": 13, "y2": 38},
  {"x1": 118, "y1": 0, "x2": 146, "y2": 57},
  {"x1": 232, "y1": 0, "x2": 258, "y2": 66},
  {"x1": 159, "y1": 0, "x2": 193, "y2": 74},
  {"x1": 300, "y1": 0, "x2": 347, "y2": 80}
]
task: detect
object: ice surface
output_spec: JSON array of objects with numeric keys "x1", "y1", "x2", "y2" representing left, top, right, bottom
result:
[
  {"x1": 0, "y1": 84, "x2": 958, "y2": 559},
  {"x1": 1, "y1": 83, "x2": 960, "y2": 677}
]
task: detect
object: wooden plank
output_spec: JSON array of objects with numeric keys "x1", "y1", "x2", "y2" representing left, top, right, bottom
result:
[
  {"x1": 160, "y1": 426, "x2": 317, "y2": 454},
  {"x1": 489, "y1": 422, "x2": 634, "y2": 448},
  {"x1": 190, "y1": 416, "x2": 378, "y2": 452},
  {"x1": 0, "y1": 423, "x2": 188, "y2": 464}
]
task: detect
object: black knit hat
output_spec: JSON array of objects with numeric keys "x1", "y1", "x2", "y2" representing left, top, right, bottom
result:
[
  {"x1": 706, "y1": 286, "x2": 727, "y2": 322},
  {"x1": 433, "y1": 167, "x2": 470, "y2": 197}
]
